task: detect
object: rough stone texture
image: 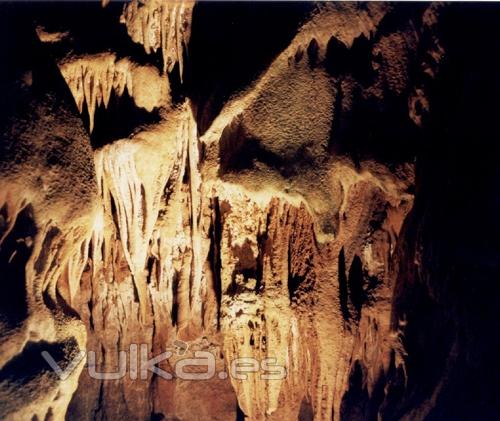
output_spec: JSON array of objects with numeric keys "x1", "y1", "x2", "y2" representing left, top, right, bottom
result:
[
  {"x1": 1, "y1": 2, "x2": 500, "y2": 421},
  {"x1": 0, "y1": 6, "x2": 98, "y2": 420}
]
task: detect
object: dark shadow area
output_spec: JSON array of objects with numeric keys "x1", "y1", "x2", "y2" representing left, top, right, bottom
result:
[
  {"x1": 325, "y1": 5, "x2": 430, "y2": 166},
  {"x1": 87, "y1": 89, "x2": 162, "y2": 150},
  {"x1": 0, "y1": 338, "x2": 77, "y2": 384},
  {"x1": 298, "y1": 396, "x2": 314, "y2": 421},
  {"x1": 187, "y1": 1, "x2": 315, "y2": 135},
  {"x1": 0, "y1": 336, "x2": 79, "y2": 418},
  {"x1": 236, "y1": 403, "x2": 245, "y2": 421},
  {"x1": 340, "y1": 3, "x2": 500, "y2": 420},
  {"x1": 338, "y1": 247, "x2": 350, "y2": 322},
  {"x1": 0, "y1": 205, "x2": 36, "y2": 326},
  {"x1": 28, "y1": 2, "x2": 159, "y2": 67},
  {"x1": 348, "y1": 255, "x2": 364, "y2": 319}
]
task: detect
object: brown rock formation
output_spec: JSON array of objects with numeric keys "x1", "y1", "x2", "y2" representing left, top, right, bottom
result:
[{"x1": 1, "y1": 2, "x2": 500, "y2": 421}]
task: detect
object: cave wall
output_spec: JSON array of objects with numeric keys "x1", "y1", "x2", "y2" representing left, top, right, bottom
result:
[{"x1": 0, "y1": 2, "x2": 500, "y2": 421}]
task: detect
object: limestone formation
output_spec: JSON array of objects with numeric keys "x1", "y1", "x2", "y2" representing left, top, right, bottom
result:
[{"x1": 1, "y1": 2, "x2": 500, "y2": 421}]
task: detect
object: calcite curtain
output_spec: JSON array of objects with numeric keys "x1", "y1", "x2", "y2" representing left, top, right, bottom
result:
[{"x1": 1, "y1": 2, "x2": 500, "y2": 421}]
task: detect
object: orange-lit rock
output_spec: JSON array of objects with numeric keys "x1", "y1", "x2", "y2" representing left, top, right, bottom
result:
[{"x1": 2, "y1": 2, "x2": 500, "y2": 421}]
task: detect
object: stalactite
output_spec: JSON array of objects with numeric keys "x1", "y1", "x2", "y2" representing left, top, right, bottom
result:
[
  {"x1": 120, "y1": 0, "x2": 194, "y2": 78},
  {"x1": 0, "y1": 194, "x2": 91, "y2": 421},
  {"x1": 91, "y1": 105, "x2": 197, "y2": 323},
  {"x1": 59, "y1": 54, "x2": 169, "y2": 133},
  {"x1": 2, "y1": 2, "x2": 467, "y2": 420}
]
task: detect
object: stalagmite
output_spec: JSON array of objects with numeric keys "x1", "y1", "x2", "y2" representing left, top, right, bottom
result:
[{"x1": 4, "y1": 2, "x2": 499, "y2": 421}]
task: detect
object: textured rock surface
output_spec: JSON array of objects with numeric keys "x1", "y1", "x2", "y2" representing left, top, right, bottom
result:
[{"x1": 1, "y1": 2, "x2": 500, "y2": 421}]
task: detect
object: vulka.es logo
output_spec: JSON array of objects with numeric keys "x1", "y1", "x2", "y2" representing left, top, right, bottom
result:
[{"x1": 42, "y1": 343, "x2": 287, "y2": 381}]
